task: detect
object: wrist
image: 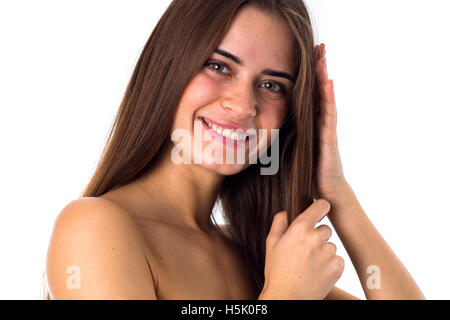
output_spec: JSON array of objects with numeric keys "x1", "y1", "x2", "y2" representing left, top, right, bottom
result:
[
  {"x1": 319, "y1": 179, "x2": 352, "y2": 203},
  {"x1": 321, "y1": 180, "x2": 363, "y2": 223}
]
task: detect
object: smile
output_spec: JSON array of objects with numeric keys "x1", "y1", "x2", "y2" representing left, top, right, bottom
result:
[{"x1": 198, "y1": 117, "x2": 255, "y2": 147}]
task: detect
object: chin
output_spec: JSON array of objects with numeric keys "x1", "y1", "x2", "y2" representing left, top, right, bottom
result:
[{"x1": 200, "y1": 161, "x2": 251, "y2": 176}]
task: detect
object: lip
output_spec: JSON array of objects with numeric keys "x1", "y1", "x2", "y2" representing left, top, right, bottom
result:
[
  {"x1": 200, "y1": 116, "x2": 251, "y2": 131},
  {"x1": 199, "y1": 117, "x2": 250, "y2": 148}
]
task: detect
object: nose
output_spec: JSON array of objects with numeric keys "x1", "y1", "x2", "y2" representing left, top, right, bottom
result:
[{"x1": 221, "y1": 83, "x2": 257, "y2": 118}]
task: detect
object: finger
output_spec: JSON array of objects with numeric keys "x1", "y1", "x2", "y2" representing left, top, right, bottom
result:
[
  {"x1": 323, "y1": 242, "x2": 337, "y2": 254},
  {"x1": 319, "y1": 80, "x2": 337, "y2": 130},
  {"x1": 314, "y1": 44, "x2": 321, "y2": 61},
  {"x1": 315, "y1": 46, "x2": 328, "y2": 84},
  {"x1": 317, "y1": 242, "x2": 337, "y2": 263},
  {"x1": 320, "y1": 77, "x2": 335, "y2": 108},
  {"x1": 315, "y1": 44, "x2": 334, "y2": 104},
  {"x1": 327, "y1": 255, "x2": 345, "y2": 280},
  {"x1": 314, "y1": 224, "x2": 332, "y2": 243},
  {"x1": 316, "y1": 72, "x2": 336, "y2": 124},
  {"x1": 266, "y1": 211, "x2": 289, "y2": 252},
  {"x1": 291, "y1": 199, "x2": 331, "y2": 231},
  {"x1": 321, "y1": 59, "x2": 335, "y2": 104},
  {"x1": 316, "y1": 58, "x2": 337, "y2": 128}
]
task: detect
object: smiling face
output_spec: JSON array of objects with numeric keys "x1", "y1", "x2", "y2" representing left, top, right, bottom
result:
[{"x1": 170, "y1": 5, "x2": 297, "y2": 176}]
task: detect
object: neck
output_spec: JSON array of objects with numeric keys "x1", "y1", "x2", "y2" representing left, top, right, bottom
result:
[{"x1": 135, "y1": 147, "x2": 225, "y2": 232}]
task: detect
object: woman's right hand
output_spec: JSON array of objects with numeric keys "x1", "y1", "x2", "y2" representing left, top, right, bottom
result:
[{"x1": 258, "y1": 199, "x2": 344, "y2": 300}]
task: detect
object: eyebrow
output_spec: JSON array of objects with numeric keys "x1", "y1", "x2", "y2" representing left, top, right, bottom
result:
[{"x1": 213, "y1": 48, "x2": 295, "y2": 83}]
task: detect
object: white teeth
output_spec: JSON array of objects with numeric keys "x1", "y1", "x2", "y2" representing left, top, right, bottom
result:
[
  {"x1": 230, "y1": 132, "x2": 238, "y2": 140},
  {"x1": 212, "y1": 123, "x2": 222, "y2": 134},
  {"x1": 202, "y1": 117, "x2": 248, "y2": 141},
  {"x1": 222, "y1": 129, "x2": 232, "y2": 137}
]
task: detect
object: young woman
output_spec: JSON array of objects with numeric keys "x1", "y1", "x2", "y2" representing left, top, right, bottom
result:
[{"x1": 44, "y1": 0, "x2": 425, "y2": 299}]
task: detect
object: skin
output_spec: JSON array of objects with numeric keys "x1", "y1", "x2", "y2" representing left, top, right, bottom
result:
[
  {"x1": 260, "y1": 45, "x2": 425, "y2": 299},
  {"x1": 112, "y1": 6, "x2": 297, "y2": 298},
  {"x1": 46, "y1": 6, "x2": 424, "y2": 300},
  {"x1": 119, "y1": 5, "x2": 297, "y2": 233},
  {"x1": 47, "y1": 6, "x2": 297, "y2": 299}
]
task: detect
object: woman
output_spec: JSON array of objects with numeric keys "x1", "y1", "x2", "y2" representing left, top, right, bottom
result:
[{"x1": 44, "y1": 0, "x2": 425, "y2": 299}]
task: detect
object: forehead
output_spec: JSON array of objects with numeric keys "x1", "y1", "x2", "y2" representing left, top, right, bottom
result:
[{"x1": 217, "y1": 6, "x2": 297, "y2": 74}]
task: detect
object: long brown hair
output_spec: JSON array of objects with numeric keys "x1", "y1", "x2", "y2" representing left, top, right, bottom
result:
[{"x1": 43, "y1": 0, "x2": 319, "y2": 299}]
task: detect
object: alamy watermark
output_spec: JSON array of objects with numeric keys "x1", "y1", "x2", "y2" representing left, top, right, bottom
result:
[
  {"x1": 66, "y1": 265, "x2": 81, "y2": 290},
  {"x1": 366, "y1": 265, "x2": 381, "y2": 290},
  {"x1": 170, "y1": 119, "x2": 280, "y2": 175}
]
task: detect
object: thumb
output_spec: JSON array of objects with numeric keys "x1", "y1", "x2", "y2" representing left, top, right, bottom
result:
[{"x1": 266, "y1": 211, "x2": 288, "y2": 253}]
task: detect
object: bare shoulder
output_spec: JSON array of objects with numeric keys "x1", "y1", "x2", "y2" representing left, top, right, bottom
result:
[
  {"x1": 51, "y1": 197, "x2": 145, "y2": 236},
  {"x1": 46, "y1": 197, "x2": 157, "y2": 299}
]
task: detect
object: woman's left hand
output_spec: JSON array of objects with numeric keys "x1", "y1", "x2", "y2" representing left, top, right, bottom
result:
[{"x1": 314, "y1": 44, "x2": 347, "y2": 198}]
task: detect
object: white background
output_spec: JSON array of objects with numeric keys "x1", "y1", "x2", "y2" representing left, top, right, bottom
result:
[{"x1": 0, "y1": 0, "x2": 449, "y2": 299}]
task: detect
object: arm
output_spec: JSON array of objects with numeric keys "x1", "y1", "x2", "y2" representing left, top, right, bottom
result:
[
  {"x1": 324, "y1": 286, "x2": 361, "y2": 300},
  {"x1": 322, "y1": 181, "x2": 425, "y2": 300},
  {"x1": 313, "y1": 43, "x2": 424, "y2": 299},
  {"x1": 46, "y1": 197, "x2": 157, "y2": 299}
]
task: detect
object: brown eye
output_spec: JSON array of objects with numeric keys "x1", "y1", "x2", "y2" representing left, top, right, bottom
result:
[
  {"x1": 260, "y1": 82, "x2": 287, "y2": 95},
  {"x1": 204, "y1": 60, "x2": 288, "y2": 96},
  {"x1": 204, "y1": 61, "x2": 230, "y2": 75}
]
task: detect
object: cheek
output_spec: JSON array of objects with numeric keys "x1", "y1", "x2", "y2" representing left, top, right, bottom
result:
[
  {"x1": 177, "y1": 74, "x2": 219, "y2": 117},
  {"x1": 258, "y1": 103, "x2": 289, "y2": 129},
  {"x1": 171, "y1": 74, "x2": 220, "y2": 134}
]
